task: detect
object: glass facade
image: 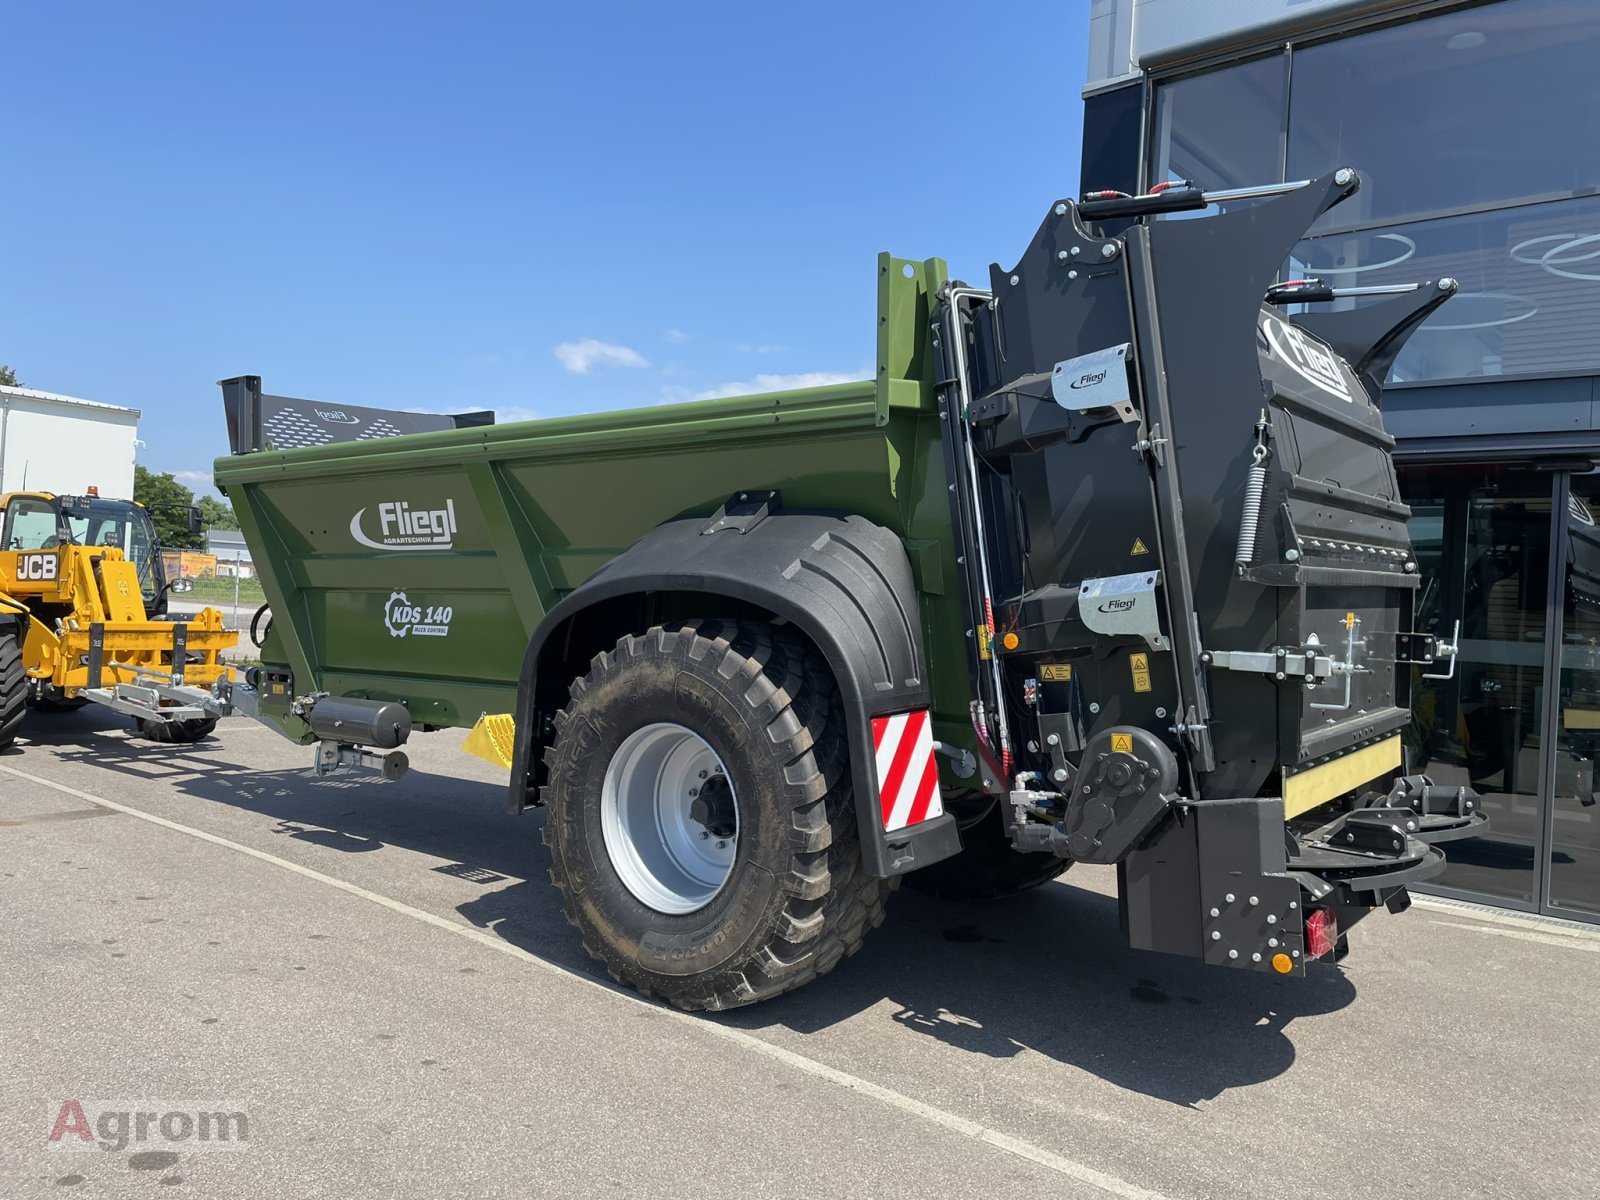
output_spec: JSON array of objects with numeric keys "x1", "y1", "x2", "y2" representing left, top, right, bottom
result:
[
  {"x1": 1132, "y1": 0, "x2": 1600, "y2": 920},
  {"x1": 1150, "y1": 0, "x2": 1600, "y2": 386}
]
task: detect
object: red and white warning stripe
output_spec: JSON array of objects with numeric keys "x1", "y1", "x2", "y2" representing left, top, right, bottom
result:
[{"x1": 871, "y1": 709, "x2": 944, "y2": 832}]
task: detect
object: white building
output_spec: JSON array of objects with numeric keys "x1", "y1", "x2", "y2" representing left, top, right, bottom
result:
[{"x1": 0, "y1": 384, "x2": 140, "y2": 498}]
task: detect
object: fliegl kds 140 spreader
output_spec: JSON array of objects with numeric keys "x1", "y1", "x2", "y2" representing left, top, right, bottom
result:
[{"x1": 215, "y1": 169, "x2": 1484, "y2": 1010}]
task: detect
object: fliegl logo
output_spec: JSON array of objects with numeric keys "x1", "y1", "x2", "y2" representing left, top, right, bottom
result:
[
  {"x1": 384, "y1": 590, "x2": 453, "y2": 638},
  {"x1": 1070, "y1": 369, "x2": 1108, "y2": 390},
  {"x1": 350, "y1": 499, "x2": 458, "y2": 551},
  {"x1": 314, "y1": 408, "x2": 361, "y2": 425},
  {"x1": 1261, "y1": 313, "x2": 1354, "y2": 403}
]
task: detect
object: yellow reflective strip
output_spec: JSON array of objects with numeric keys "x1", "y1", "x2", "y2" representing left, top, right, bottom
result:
[{"x1": 1282, "y1": 735, "x2": 1402, "y2": 819}]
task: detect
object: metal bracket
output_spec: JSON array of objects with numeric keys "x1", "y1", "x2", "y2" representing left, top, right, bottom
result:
[
  {"x1": 1050, "y1": 343, "x2": 1134, "y2": 420},
  {"x1": 701, "y1": 490, "x2": 780, "y2": 535},
  {"x1": 1421, "y1": 620, "x2": 1462, "y2": 680},
  {"x1": 312, "y1": 739, "x2": 410, "y2": 781},
  {"x1": 1205, "y1": 647, "x2": 1334, "y2": 681},
  {"x1": 1079, "y1": 571, "x2": 1168, "y2": 650},
  {"x1": 169, "y1": 622, "x2": 188, "y2": 686}
]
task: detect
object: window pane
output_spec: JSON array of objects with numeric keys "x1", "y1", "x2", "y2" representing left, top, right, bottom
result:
[
  {"x1": 1291, "y1": 195, "x2": 1600, "y2": 382},
  {"x1": 1401, "y1": 463, "x2": 1552, "y2": 907},
  {"x1": 1550, "y1": 476, "x2": 1600, "y2": 916},
  {"x1": 1151, "y1": 55, "x2": 1285, "y2": 192},
  {"x1": 1289, "y1": 0, "x2": 1600, "y2": 226}
]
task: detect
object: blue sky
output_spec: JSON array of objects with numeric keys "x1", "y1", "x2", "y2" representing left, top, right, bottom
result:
[{"x1": 2, "y1": 2, "x2": 1089, "y2": 497}]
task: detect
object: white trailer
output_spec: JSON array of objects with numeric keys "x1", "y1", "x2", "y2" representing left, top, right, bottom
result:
[{"x1": 0, "y1": 385, "x2": 140, "y2": 498}]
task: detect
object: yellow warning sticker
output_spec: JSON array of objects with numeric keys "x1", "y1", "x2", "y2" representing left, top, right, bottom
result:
[
  {"x1": 977, "y1": 623, "x2": 992, "y2": 661},
  {"x1": 1040, "y1": 663, "x2": 1073, "y2": 682},
  {"x1": 1111, "y1": 732, "x2": 1134, "y2": 753},
  {"x1": 1130, "y1": 537, "x2": 1150, "y2": 556},
  {"x1": 1130, "y1": 652, "x2": 1152, "y2": 693}
]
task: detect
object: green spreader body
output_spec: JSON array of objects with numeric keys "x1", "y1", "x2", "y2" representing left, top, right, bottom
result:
[{"x1": 214, "y1": 256, "x2": 970, "y2": 752}]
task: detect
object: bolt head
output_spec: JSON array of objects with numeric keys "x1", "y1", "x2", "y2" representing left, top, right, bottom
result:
[
  {"x1": 1211, "y1": 931, "x2": 1222, "y2": 941},
  {"x1": 1249, "y1": 896, "x2": 1259, "y2": 906},
  {"x1": 716, "y1": 840, "x2": 727, "y2": 849},
  {"x1": 1067, "y1": 269, "x2": 1078, "y2": 280},
  {"x1": 1089, "y1": 702, "x2": 1101, "y2": 714},
  {"x1": 1046, "y1": 733, "x2": 1060, "y2": 746},
  {"x1": 1010, "y1": 274, "x2": 1020, "y2": 286},
  {"x1": 1052, "y1": 768, "x2": 1069, "y2": 783},
  {"x1": 1285, "y1": 549, "x2": 1300, "y2": 562},
  {"x1": 1335, "y1": 168, "x2": 1354, "y2": 186},
  {"x1": 1101, "y1": 243, "x2": 1117, "y2": 259},
  {"x1": 1225, "y1": 893, "x2": 1236, "y2": 904},
  {"x1": 1269, "y1": 937, "x2": 1279, "y2": 947},
  {"x1": 1289, "y1": 901, "x2": 1298, "y2": 910},
  {"x1": 1252, "y1": 952, "x2": 1262, "y2": 963},
  {"x1": 1057, "y1": 250, "x2": 1070, "y2": 263},
  {"x1": 1210, "y1": 907, "x2": 1220, "y2": 917},
  {"x1": 1267, "y1": 914, "x2": 1278, "y2": 925},
  {"x1": 1228, "y1": 949, "x2": 1239, "y2": 960}
]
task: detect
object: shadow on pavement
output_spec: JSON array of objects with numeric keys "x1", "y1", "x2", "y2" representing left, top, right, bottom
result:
[{"x1": 28, "y1": 707, "x2": 1356, "y2": 1105}]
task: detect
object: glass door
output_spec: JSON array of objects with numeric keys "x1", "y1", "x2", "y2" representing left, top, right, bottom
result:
[
  {"x1": 1546, "y1": 477, "x2": 1600, "y2": 919},
  {"x1": 1401, "y1": 464, "x2": 1555, "y2": 909}
]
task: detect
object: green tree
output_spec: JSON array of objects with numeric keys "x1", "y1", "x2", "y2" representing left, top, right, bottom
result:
[
  {"x1": 133, "y1": 465, "x2": 204, "y2": 549},
  {"x1": 0, "y1": 365, "x2": 19, "y2": 387},
  {"x1": 196, "y1": 495, "x2": 239, "y2": 532}
]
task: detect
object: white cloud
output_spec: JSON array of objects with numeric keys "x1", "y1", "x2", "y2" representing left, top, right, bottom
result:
[
  {"x1": 553, "y1": 338, "x2": 649, "y2": 374},
  {"x1": 663, "y1": 328, "x2": 690, "y2": 343},
  {"x1": 691, "y1": 371, "x2": 865, "y2": 401},
  {"x1": 736, "y1": 343, "x2": 787, "y2": 355},
  {"x1": 170, "y1": 470, "x2": 222, "y2": 499}
]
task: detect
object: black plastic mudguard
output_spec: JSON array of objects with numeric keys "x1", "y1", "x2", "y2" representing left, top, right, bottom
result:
[{"x1": 509, "y1": 508, "x2": 963, "y2": 879}]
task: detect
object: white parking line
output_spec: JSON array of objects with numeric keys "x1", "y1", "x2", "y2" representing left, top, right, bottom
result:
[{"x1": 0, "y1": 761, "x2": 1167, "y2": 1200}]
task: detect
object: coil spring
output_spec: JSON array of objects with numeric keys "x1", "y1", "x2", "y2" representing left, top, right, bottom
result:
[{"x1": 1234, "y1": 461, "x2": 1268, "y2": 567}]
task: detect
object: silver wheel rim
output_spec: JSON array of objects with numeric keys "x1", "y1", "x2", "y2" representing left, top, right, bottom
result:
[{"x1": 600, "y1": 722, "x2": 738, "y2": 914}]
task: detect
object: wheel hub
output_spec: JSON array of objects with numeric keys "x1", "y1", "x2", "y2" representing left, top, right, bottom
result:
[{"x1": 600, "y1": 723, "x2": 739, "y2": 915}]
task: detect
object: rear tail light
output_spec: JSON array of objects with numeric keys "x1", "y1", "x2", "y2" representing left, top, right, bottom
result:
[{"x1": 1305, "y1": 907, "x2": 1338, "y2": 959}]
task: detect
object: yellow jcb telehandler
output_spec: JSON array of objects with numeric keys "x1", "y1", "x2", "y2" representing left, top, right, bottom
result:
[{"x1": 0, "y1": 490, "x2": 237, "y2": 751}]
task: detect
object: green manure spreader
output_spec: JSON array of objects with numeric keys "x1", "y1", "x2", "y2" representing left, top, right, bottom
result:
[{"x1": 216, "y1": 169, "x2": 1485, "y2": 1010}]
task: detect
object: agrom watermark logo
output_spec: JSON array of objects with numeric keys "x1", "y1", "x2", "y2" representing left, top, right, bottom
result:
[
  {"x1": 350, "y1": 499, "x2": 458, "y2": 551},
  {"x1": 48, "y1": 1100, "x2": 249, "y2": 1153}
]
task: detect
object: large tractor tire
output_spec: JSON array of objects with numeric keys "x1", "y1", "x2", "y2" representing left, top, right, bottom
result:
[
  {"x1": 0, "y1": 623, "x2": 27, "y2": 751},
  {"x1": 904, "y1": 791, "x2": 1070, "y2": 900},
  {"x1": 542, "y1": 620, "x2": 893, "y2": 1011},
  {"x1": 137, "y1": 716, "x2": 219, "y2": 743}
]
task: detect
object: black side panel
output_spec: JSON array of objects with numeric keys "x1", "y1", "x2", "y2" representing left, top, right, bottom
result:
[
  {"x1": 219, "y1": 375, "x2": 495, "y2": 455},
  {"x1": 510, "y1": 511, "x2": 962, "y2": 878}
]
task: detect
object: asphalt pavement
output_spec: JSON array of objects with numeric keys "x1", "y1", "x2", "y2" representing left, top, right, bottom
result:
[{"x1": 2, "y1": 705, "x2": 1597, "y2": 1199}]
